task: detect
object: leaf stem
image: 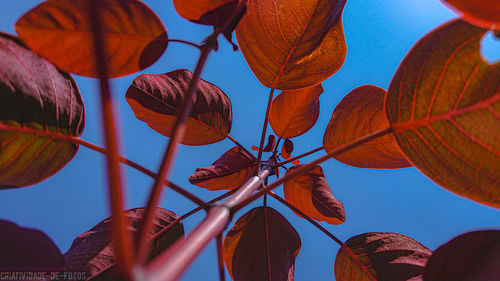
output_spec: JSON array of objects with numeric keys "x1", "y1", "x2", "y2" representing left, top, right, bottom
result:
[
  {"x1": 268, "y1": 191, "x2": 343, "y2": 246},
  {"x1": 88, "y1": 0, "x2": 133, "y2": 278},
  {"x1": 231, "y1": 128, "x2": 393, "y2": 212},
  {"x1": 273, "y1": 137, "x2": 282, "y2": 156},
  {"x1": 226, "y1": 134, "x2": 253, "y2": 157},
  {"x1": 168, "y1": 38, "x2": 202, "y2": 49},
  {"x1": 276, "y1": 146, "x2": 324, "y2": 166},
  {"x1": 255, "y1": 88, "x2": 275, "y2": 173},
  {"x1": 0, "y1": 124, "x2": 209, "y2": 212}
]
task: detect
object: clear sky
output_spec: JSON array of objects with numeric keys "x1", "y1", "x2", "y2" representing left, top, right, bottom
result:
[{"x1": 0, "y1": 1, "x2": 499, "y2": 280}]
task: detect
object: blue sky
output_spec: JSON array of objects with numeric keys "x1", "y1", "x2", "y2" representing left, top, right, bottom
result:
[{"x1": 0, "y1": 1, "x2": 499, "y2": 280}]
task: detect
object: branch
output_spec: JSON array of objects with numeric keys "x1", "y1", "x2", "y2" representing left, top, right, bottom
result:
[
  {"x1": 136, "y1": 0, "x2": 250, "y2": 263},
  {"x1": 269, "y1": 193, "x2": 378, "y2": 280},
  {"x1": 140, "y1": 159, "x2": 276, "y2": 281},
  {"x1": 88, "y1": 190, "x2": 235, "y2": 281},
  {"x1": 268, "y1": 191, "x2": 343, "y2": 245},
  {"x1": 226, "y1": 134, "x2": 253, "y2": 157},
  {"x1": 216, "y1": 234, "x2": 226, "y2": 281},
  {"x1": 276, "y1": 146, "x2": 324, "y2": 166},
  {"x1": 168, "y1": 38, "x2": 202, "y2": 49},
  {"x1": 0, "y1": 124, "x2": 209, "y2": 211},
  {"x1": 231, "y1": 128, "x2": 393, "y2": 212},
  {"x1": 255, "y1": 88, "x2": 275, "y2": 173},
  {"x1": 88, "y1": 0, "x2": 133, "y2": 278},
  {"x1": 136, "y1": 40, "x2": 214, "y2": 264}
]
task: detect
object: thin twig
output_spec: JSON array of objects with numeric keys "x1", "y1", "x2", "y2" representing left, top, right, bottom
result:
[
  {"x1": 136, "y1": 42, "x2": 214, "y2": 264},
  {"x1": 226, "y1": 134, "x2": 253, "y2": 157},
  {"x1": 136, "y1": 0, "x2": 250, "y2": 263},
  {"x1": 231, "y1": 128, "x2": 393, "y2": 212},
  {"x1": 255, "y1": 88, "x2": 275, "y2": 173},
  {"x1": 276, "y1": 146, "x2": 324, "y2": 166},
  {"x1": 273, "y1": 137, "x2": 282, "y2": 156},
  {"x1": 168, "y1": 38, "x2": 202, "y2": 49},
  {"x1": 216, "y1": 234, "x2": 226, "y2": 281},
  {"x1": 0, "y1": 124, "x2": 209, "y2": 210},
  {"x1": 268, "y1": 191, "x2": 343, "y2": 245},
  {"x1": 88, "y1": 0, "x2": 133, "y2": 278}
]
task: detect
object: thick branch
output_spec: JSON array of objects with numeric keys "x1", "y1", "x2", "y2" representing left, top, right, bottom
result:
[{"x1": 88, "y1": 0, "x2": 133, "y2": 278}]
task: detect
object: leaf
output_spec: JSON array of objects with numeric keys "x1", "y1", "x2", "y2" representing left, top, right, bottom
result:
[
  {"x1": 323, "y1": 85, "x2": 411, "y2": 169},
  {"x1": 386, "y1": 20, "x2": 500, "y2": 208},
  {"x1": 223, "y1": 207, "x2": 301, "y2": 281},
  {"x1": 334, "y1": 232, "x2": 432, "y2": 281},
  {"x1": 189, "y1": 146, "x2": 256, "y2": 191},
  {"x1": 264, "y1": 135, "x2": 277, "y2": 152},
  {"x1": 270, "y1": 84, "x2": 323, "y2": 139},
  {"x1": 281, "y1": 139, "x2": 294, "y2": 160},
  {"x1": 441, "y1": 0, "x2": 500, "y2": 29},
  {"x1": 0, "y1": 220, "x2": 64, "y2": 271},
  {"x1": 64, "y1": 208, "x2": 184, "y2": 280},
  {"x1": 252, "y1": 135, "x2": 276, "y2": 152},
  {"x1": 235, "y1": 0, "x2": 347, "y2": 90},
  {"x1": 0, "y1": 33, "x2": 85, "y2": 188},
  {"x1": 423, "y1": 230, "x2": 500, "y2": 281},
  {"x1": 126, "y1": 69, "x2": 232, "y2": 146},
  {"x1": 173, "y1": 0, "x2": 239, "y2": 27},
  {"x1": 283, "y1": 165, "x2": 345, "y2": 225},
  {"x1": 16, "y1": 0, "x2": 167, "y2": 78}
]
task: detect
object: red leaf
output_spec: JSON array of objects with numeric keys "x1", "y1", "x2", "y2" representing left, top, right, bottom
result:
[
  {"x1": 264, "y1": 135, "x2": 277, "y2": 152},
  {"x1": 0, "y1": 220, "x2": 64, "y2": 271},
  {"x1": 16, "y1": 0, "x2": 167, "y2": 78},
  {"x1": 0, "y1": 33, "x2": 85, "y2": 188},
  {"x1": 64, "y1": 208, "x2": 183, "y2": 280},
  {"x1": 441, "y1": 0, "x2": 500, "y2": 29},
  {"x1": 174, "y1": 0, "x2": 238, "y2": 26},
  {"x1": 189, "y1": 146, "x2": 256, "y2": 190},
  {"x1": 281, "y1": 139, "x2": 294, "y2": 160},
  {"x1": 386, "y1": 20, "x2": 500, "y2": 208},
  {"x1": 223, "y1": 207, "x2": 301, "y2": 281},
  {"x1": 323, "y1": 85, "x2": 411, "y2": 168},
  {"x1": 335, "y1": 232, "x2": 432, "y2": 281},
  {"x1": 235, "y1": 0, "x2": 347, "y2": 90},
  {"x1": 284, "y1": 165, "x2": 345, "y2": 225},
  {"x1": 269, "y1": 84, "x2": 323, "y2": 139},
  {"x1": 126, "y1": 69, "x2": 232, "y2": 146},
  {"x1": 424, "y1": 230, "x2": 500, "y2": 281}
]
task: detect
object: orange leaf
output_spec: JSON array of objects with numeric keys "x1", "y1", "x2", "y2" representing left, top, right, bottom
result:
[
  {"x1": 189, "y1": 146, "x2": 256, "y2": 191},
  {"x1": 323, "y1": 85, "x2": 411, "y2": 169},
  {"x1": 335, "y1": 232, "x2": 432, "y2": 281},
  {"x1": 284, "y1": 165, "x2": 345, "y2": 225},
  {"x1": 223, "y1": 207, "x2": 301, "y2": 281},
  {"x1": 441, "y1": 0, "x2": 500, "y2": 29},
  {"x1": 387, "y1": 20, "x2": 500, "y2": 208},
  {"x1": 235, "y1": 0, "x2": 347, "y2": 90},
  {"x1": 16, "y1": 0, "x2": 167, "y2": 78},
  {"x1": 126, "y1": 69, "x2": 232, "y2": 146},
  {"x1": 0, "y1": 33, "x2": 84, "y2": 188},
  {"x1": 270, "y1": 84, "x2": 323, "y2": 138}
]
